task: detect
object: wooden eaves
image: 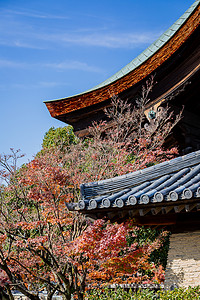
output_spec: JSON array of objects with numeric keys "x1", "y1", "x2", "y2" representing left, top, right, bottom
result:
[{"x1": 44, "y1": 1, "x2": 200, "y2": 136}]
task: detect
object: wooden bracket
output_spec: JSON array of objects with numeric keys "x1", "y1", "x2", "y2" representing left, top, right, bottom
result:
[
  {"x1": 161, "y1": 206, "x2": 174, "y2": 214},
  {"x1": 151, "y1": 207, "x2": 162, "y2": 215},
  {"x1": 185, "y1": 203, "x2": 197, "y2": 212},
  {"x1": 174, "y1": 205, "x2": 185, "y2": 213},
  {"x1": 139, "y1": 208, "x2": 151, "y2": 216}
]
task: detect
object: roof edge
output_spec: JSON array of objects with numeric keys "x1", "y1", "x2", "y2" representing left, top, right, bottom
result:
[{"x1": 44, "y1": 0, "x2": 200, "y2": 104}]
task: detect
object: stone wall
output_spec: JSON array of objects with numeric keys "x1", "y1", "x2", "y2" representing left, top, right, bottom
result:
[{"x1": 165, "y1": 230, "x2": 200, "y2": 289}]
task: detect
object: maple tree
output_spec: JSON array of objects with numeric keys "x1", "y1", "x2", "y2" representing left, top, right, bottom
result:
[
  {"x1": 0, "y1": 148, "x2": 167, "y2": 300},
  {"x1": 0, "y1": 79, "x2": 181, "y2": 299}
]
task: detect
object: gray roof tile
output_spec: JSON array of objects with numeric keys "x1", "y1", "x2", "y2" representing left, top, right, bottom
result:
[{"x1": 79, "y1": 150, "x2": 200, "y2": 210}]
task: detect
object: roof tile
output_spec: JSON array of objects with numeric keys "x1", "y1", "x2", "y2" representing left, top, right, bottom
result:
[{"x1": 78, "y1": 150, "x2": 200, "y2": 210}]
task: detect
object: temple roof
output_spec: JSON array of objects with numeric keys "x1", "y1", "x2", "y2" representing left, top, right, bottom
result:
[
  {"x1": 73, "y1": 151, "x2": 200, "y2": 222},
  {"x1": 45, "y1": 0, "x2": 200, "y2": 124},
  {"x1": 74, "y1": 0, "x2": 200, "y2": 94}
]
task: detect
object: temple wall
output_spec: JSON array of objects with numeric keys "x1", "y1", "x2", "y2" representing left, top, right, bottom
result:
[{"x1": 165, "y1": 230, "x2": 200, "y2": 289}]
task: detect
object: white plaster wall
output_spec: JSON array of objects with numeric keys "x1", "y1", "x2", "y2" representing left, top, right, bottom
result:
[{"x1": 165, "y1": 230, "x2": 200, "y2": 289}]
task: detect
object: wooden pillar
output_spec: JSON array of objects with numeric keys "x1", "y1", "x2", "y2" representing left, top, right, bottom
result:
[{"x1": 165, "y1": 230, "x2": 200, "y2": 289}]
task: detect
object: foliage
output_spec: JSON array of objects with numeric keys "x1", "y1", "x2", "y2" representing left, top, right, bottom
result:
[
  {"x1": 85, "y1": 286, "x2": 200, "y2": 300},
  {"x1": 72, "y1": 219, "x2": 167, "y2": 287},
  {"x1": 85, "y1": 287, "x2": 156, "y2": 300},
  {"x1": 89, "y1": 98, "x2": 180, "y2": 173},
  {"x1": 0, "y1": 78, "x2": 182, "y2": 299},
  {"x1": 42, "y1": 125, "x2": 77, "y2": 149},
  {"x1": 158, "y1": 286, "x2": 200, "y2": 300},
  {"x1": 0, "y1": 148, "x2": 167, "y2": 300},
  {"x1": 131, "y1": 227, "x2": 170, "y2": 269}
]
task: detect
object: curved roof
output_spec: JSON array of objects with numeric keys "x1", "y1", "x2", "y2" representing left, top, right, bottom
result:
[
  {"x1": 84, "y1": 0, "x2": 200, "y2": 93},
  {"x1": 45, "y1": 0, "x2": 200, "y2": 120}
]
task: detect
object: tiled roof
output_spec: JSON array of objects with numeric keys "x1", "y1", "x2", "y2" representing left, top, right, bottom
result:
[{"x1": 78, "y1": 150, "x2": 200, "y2": 212}]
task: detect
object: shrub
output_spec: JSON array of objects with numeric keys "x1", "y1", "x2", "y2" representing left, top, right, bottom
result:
[{"x1": 85, "y1": 286, "x2": 200, "y2": 300}]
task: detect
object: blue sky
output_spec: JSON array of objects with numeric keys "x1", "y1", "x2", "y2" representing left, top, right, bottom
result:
[{"x1": 0, "y1": 0, "x2": 194, "y2": 165}]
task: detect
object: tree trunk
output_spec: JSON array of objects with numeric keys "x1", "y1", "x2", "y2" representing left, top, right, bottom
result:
[
  {"x1": 0, "y1": 287, "x2": 9, "y2": 300},
  {"x1": 5, "y1": 286, "x2": 14, "y2": 300},
  {"x1": 77, "y1": 293, "x2": 84, "y2": 300},
  {"x1": 62, "y1": 293, "x2": 71, "y2": 300}
]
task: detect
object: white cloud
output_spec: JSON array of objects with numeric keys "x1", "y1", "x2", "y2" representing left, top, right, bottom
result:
[
  {"x1": 3, "y1": 9, "x2": 69, "y2": 20},
  {"x1": 38, "y1": 31, "x2": 160, "y2": 49},
  {"x1": 0, "y1": 6, "x2": 162, "y2": 50},
  {"x1": 0, "y1": 7, "x2": 161, "y2": 50},
  {"x1": 44, "y1": 60, "x2": 103, "y2": 73},
  {"x1": 13, "y1": 40, "x2": 45, "y2": 49},
  {"x1": 0, "y1": 58, "x2": 103, "y2": 73},
  {"x1": 10, "y1": 82, "x2": 69, "y2": 89},
  {"x1": 0, "y1": 59, "x2": 26, "y2": 68},
  {"x1": 62, "y1": 32, "x2": 158, "y2": 48},
  {"x1": 0, "y1": 31, "x2": 159, "y2": 50},
  {"x1": 39, "y1": 81, "x2": 69, "y2": 88},
  {"x1": 0, "y1": 38, "x2": 46, "y2": 49}
]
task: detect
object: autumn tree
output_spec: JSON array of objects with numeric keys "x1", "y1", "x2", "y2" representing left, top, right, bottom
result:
[
  {"x1": 0, "y1": 148, "x2": 167, "y2": 300},
  {"x1": 0, "y1": 78, "x2": 181, "y2": 299}
]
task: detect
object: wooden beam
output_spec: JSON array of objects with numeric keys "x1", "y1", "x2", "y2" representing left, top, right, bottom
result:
[
  {"x1": 139, "y1": 208, "x2": 151, "y2": 217},
  {"x1": 174, "y1": 205, "x2": 185, "y2": 213},
  {"x1": 107, "y1": 212, "x2": 117, "y2": 219},
  {"x1": 128, "y1": 210, "x2": 138, "y2": 217},
  {"x1": 135, "y1": 215, "x2": 176, "y2": 226},
  {"x1": 185, "y1": 203, "x2": 197, "y2": 212},
  {"x1": 161, "y1": 206, "x2": 174, "y2": 214},
  {"x1": 118, "y1": 211, "x2": 127, "y2": 218},
  {"x1": 151, "y1": 207, "x2": 162, "y2": 215}
]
